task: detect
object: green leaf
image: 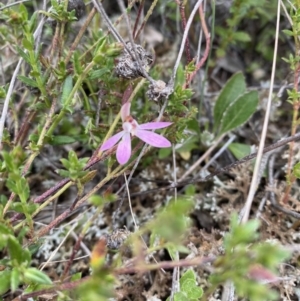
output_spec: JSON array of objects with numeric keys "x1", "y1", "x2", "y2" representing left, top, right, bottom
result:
[
  {"x1": 93, "y1": 54, "x2": 106, "y2": 64},
  {"x1": 186, "y1": 118, "x2": 201, "y2": 135},
  {"x1": 180, "y1": 269, "x2": 196, "y2": 286},
  {"x1": 176, "y1": 63, "x2": 185, "y2": 85},
  {"x1": 21, "y1": 248, "x2": 31, "y2": 266},
  {"x1": 176, "y1": 136, "x2": 199, "y2": 153},
  {"x1": 24, "y1": 268, "x2": 52, "y2": 285},
  {"x1": 180, "y1": 269, "x2": 203, "y2": 300},
  {"x1": 181, "y1": 278, "x2": 197, "y2": 296},
  {"x1": 158, "y1": 147, "x2": 172, "y2": 159},
  {"x1": 88, "y1": 68, "x2": 110, "y2": 80},
  {"x1": 18, "y1": 75, "x2": 38, "y2": 88},
  {"x1": 61, "y1": 75, "x2": 73, "y2": 106},
  {"x1": 282, "y1": 29, "x2": 294, "y2": 37},
  {"x1": 57, "y1": 169, "x2": 70, "y2": 178},
  {"x1": 16, "y1": 46, "x2": 30, "y2": 64},
  {"x1": 293, "y1": 162, "x2": 300, "y2": 179},
  {"x1": 219, "y1": 90, "x2": 259, "y2": 135},
  {"x1": 2, "y1": 151, "x2": 15, "y2": 172},
  {"x1": 68, "y1": 150, "x2": 79, "y2": 164},
  {"x1": 29, "y1": 11, "x2": 38, "y2": 32},
  {"x1": 11, "y1": 202, "x2": 38, "y2": 214},
  {"x1": 232, "y1": 31, "x2": 251, "y2": 42},
  {"x1": 94, "y1": 36, "x2": 108, "y2": 55},
  {"x1": 225, "y1": 215, "x2": 260, "y2": 249},
  {"x1": 147, "y1": 198, "x2": 193, "y2": 244},
  {"x1": 167, "y1": 244, "x2": 178, "y2": 261},
  {"x1": 73, "y1": 51, "x2": 82, "y2": 74},
  {"x1": 11, "y1": 268, "x2": 20, "y2": 291},
  {"x1": 185, "y1": 184, "x2": 196, "y2": 196},
  {"x1": 214, "y1": 72, "x2": 246, "y2": 131},
  {"x1": 0, "y1": 86, "x2": 7, "y2": 99},
  {"x1": 228, "y1": 143, "x2": 251, "y2": 160},
  {"x1": 22, "y1": 37, "x2": 33, "y2": 51},
  {"x1": 0, "y1": 270, "x2": 11, "y2": 295},
  {"x1": 88, "y1": 194, "x2": 116, "y2": 206},
  {"x1": 0, "y1": 223, "x2": 13, "y2": 236},
  {"x1": 19, "y1": 4, "x2": 28, "y2": 21},
  {"x1": 7, "y1": 230, "x2": 31, "y2": 266},
  {"x1": 50, "y1": 135, "x2": 77, "y2": 145},
  {"x1": 106, "y1": 42, "x2": 123, "y2": 57},
  {"x1": 187, "y1": 286, "x2": 203, "y2": 299},
  {"x1": 253, "y1": 243, "x2": 290, "y2": 270},
  {"x1": 60, "y1": 158, "x2": 71, "y2": 169},
  {"x1": 6, "y1": 178, "x2": 18, "y2": 195},
  {"x1": 173, "y1": 291, "x2": 189, "y2": 301},
  {"x1": 71, "y1": 272, "x2": 82, "y2": 281},
  {"x1": 18, "y1": 177, "x2": 30, "y2": 203},
  {"x1": 0, "y1": 224, "x2": 13, "y2": 249},
  {"x1": 7, "y1": 236, "x2": 23, "y2": 265},
  {"x1": 181, "y1": 274, "x2": 203, "y2": 299}
]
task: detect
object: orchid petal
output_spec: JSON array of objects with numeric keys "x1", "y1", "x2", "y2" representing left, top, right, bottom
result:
[
  {"x1": 135, "y1": 129, "x2": 171, "y2": 148},
  {"x1": 116, "y1": 132, "x2": 132, "y2": 164},
  {"x1": 121, "y1": 102, "x2": 131, "y2": 122},
  {"x1": 100, "y1": 131, "x2": 124, "y2": 151},
  {"x1": 123, "y1": 121, "x2": 133, "y2": 132},
  {"x1": 139, "y1": 122, "x2": 172, "y2": 130}
]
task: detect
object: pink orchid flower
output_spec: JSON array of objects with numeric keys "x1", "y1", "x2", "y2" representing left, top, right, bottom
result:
[{"x1": 100, "y1": 103, "x2": 172, "y2": 165}]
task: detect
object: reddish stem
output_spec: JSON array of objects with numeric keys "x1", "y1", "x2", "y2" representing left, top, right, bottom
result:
[
  {"x1": 133, "y1": 0, "x2": 145, "y2": 39},
  {"x1": 178, "y1": 1, "x2": 192, "y2": 64},
  {"x1": 13, "y1": 110, "x2": 36, "y2": 146},
  {"x1": 14, "y1": 256, "x2": 213, "y2": 300},
  {"x1": 61, "y1": 232, "x2": 84, "y2": 280},
  {"x1": 184, "y1": 4, "x2": 210, "y2": 89}
]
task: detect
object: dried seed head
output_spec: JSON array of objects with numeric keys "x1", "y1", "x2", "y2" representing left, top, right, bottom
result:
[
  {"x1": 146, "y1": 80, "x2": 173, "y2": 101},
  {"x1": 104, "y1": 228, "x2": 131, "y2": 250},
  {"x1": 115, "y1": 42, "x2": 153, "y2": 79}
]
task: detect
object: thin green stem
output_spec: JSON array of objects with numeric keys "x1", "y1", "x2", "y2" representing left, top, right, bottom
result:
[{"x1": 46, "y1": 61, "x2": 96, "y2": 137}]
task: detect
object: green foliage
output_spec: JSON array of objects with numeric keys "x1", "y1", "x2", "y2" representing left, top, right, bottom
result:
[
  {"x1": 282, "y1": 54, "x2": 300, "y2": 72},
  {"x1": 147, "y1": 197, "x2": 193, "y2": 246},
  {"x1": 213, "y1": 72, "x2": 258, "y2": 136},
  {"x1": 1, "y1": 149, "x2": 37, "y2": 226},
  {"x1": 215, "y1": 0, "x2": 276, "y2": 57},
  {"x1": 167, "y1": 269, "x2": 203, "y2": 301},
  {"x1": 292, "y1": 161, "x2": 300, "y2": 179},
  {"x1": 24, "y1": 268, "x2": 52, "y2": 285},
  {"x1": 228, "y1": 142, "x2": 251, "y2": 160},
  {"x1": 77, "y1": 271, "x2": 115, "y2": 301},
  {"x1": 214, "y1": 72, "x2": 246, "y2": 130},
  {"x1": 61, "y1": 75, "x2": 74, "y2": 108},
  {"x1": 219, "y1": 90, "x2": 258, "y2": 135},
  {"x1": 58, "y1": 150, "x2": 89, "y2": 181},
  {"x1": 180, "y1": 270, "x2": 203, "y2": 300},
  {"x1": 0, "y1": 270, "x2": 12, "y2": 295},
  {"x1": 45, "y1": 0, "x2": 78, "y2": 22},
  {"x1": 0, "y1": 85, "x2": 7, "y2": 98},
  {"x1": 168, "y1": 118, "x2": 201, "y2": 160},
  {"x1": 210, "y1": 215, "x2": 290, "y2": 301},
  {"x1": 0, "y1": 223, "x2": 51, "y2": 295}
]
